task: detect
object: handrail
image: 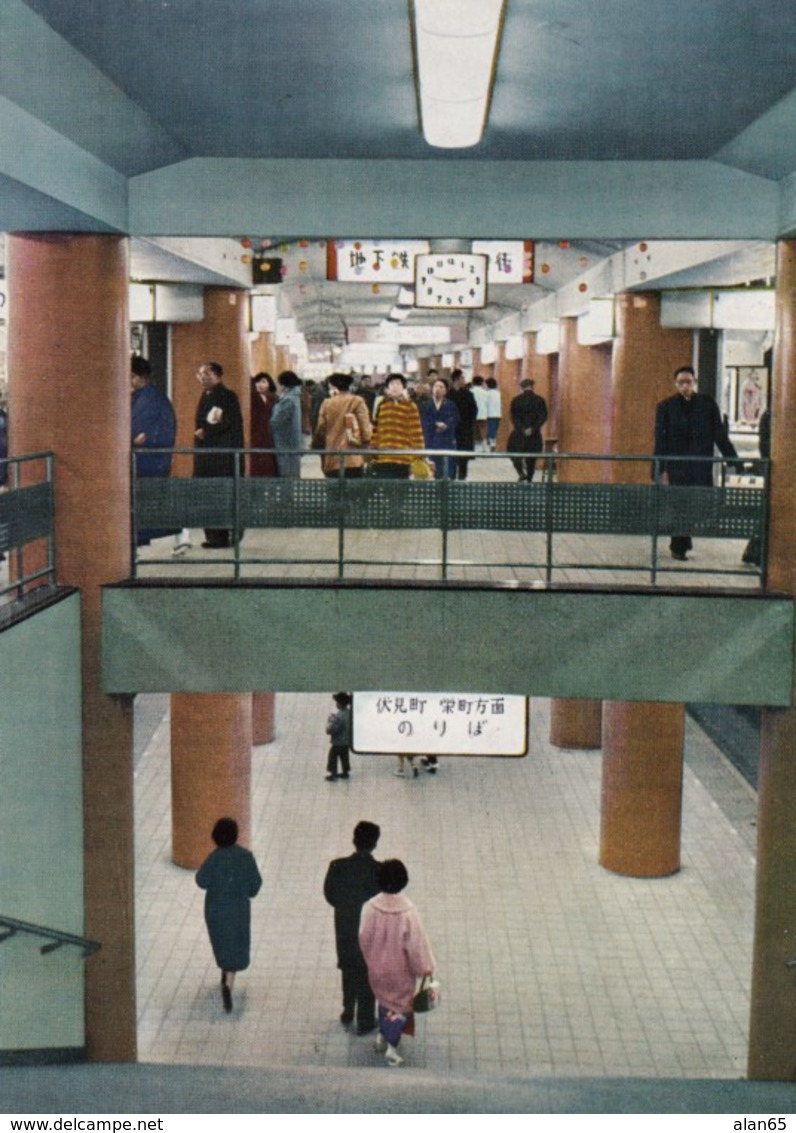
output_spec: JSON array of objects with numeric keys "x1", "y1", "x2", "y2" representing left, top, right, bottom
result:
[
  {"x1": 0, "y1": 451, "x2": 57, "y2": 600},
  {"x1": 131, "y1": 447, "x2": 767, "y2": 585},
  {"x1": 0, "y1": 914, "x2": 101, "y2": 958}
]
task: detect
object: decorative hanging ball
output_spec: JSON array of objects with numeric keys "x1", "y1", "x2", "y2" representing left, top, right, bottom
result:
[
  {"x1": 240, "y1": 237, "x2": 251, "y2": 248},
  {"x1": 299, "y1": 239, "x2": 309, "y2": 248},
  {"x1": 639, "y1": 242, "x2": 648, "y2": 252},
  {"x1": 578, "y1": 282, "x2": 588, "y2": 293},
  {"x1": 558, "y1": 240, "x2": 570, "y2": 249},
  {"x1": 260, "y1": 238, "x2": 271, "y2": 248},
  {"x1": 578, "y1": 256, "x2": 588, "y2": 268},
  {"x1": 240, "y1": 254, "x2": 251, "y2": 264},
  {"x1": 541, "y1": 263, "x2": 550, "y2": 274},
  {"x1": 298, "y1": 260, "x2": 307, "y2": 272},
  {"x1": 371, "y1": 283, "x2": 381, "y2": 294},
  {"x1": 280, "y1": 264, "x2": 288, "y2": 275}
]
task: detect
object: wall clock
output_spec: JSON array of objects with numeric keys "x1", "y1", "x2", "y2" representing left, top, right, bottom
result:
[{"x1": 414, "y1": 252, "x2": 488, "y2": 309}]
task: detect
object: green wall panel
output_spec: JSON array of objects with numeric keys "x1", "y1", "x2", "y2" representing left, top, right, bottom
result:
[
  {"x1": 102, "y1": 583, "x2": 793, "y2": 706},
  {"x1": 0, "y1": 590, "x2": 84, "y2": 1053}
]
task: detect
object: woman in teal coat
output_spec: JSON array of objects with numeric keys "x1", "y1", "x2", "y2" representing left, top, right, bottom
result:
[{"x1": 196, "y1": 817, "x2": 263, "y2": 1012}]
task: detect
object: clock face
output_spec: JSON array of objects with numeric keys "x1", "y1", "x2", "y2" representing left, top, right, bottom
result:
[{"x1": 414, "y1": 253, "x2": 488, "y2": 310}]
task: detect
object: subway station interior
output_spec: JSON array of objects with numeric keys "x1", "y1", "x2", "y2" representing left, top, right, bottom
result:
[{"x1": 3, "y1": 0, "x2": 796, "y2": 1115}]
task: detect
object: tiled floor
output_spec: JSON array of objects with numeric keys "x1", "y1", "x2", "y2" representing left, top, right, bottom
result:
[{"x1": 134, "y1": 692, "x2": 758, "y2": 1079}]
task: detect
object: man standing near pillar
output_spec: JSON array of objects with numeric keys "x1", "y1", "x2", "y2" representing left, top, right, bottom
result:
[
  {"x1": 508, "y1": 378, "x2": 548, "y2": 482},
  {"x1": 653, "y1": 365, "x2": 738, "y2": 561},
  {"x1": 323, "y1": 820, "x2": 381, "y2": 1035},
  {"x1": 193, "y1": 361, "x2": 245, "y2": 548}
]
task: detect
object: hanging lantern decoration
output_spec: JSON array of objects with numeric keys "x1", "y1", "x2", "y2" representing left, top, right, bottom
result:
[
  {"x1": 540, "y1": 263, "x2": 550, "y2": 274},
  {"x1": 240, "y1": 254, "x2": 251, "y2": 265},
  {"x1": 240, "y1": 237, "x2": 252, "y2": 248},
  {"x1": 371, "y1": 283, "x2": 381, "y2": 294}
]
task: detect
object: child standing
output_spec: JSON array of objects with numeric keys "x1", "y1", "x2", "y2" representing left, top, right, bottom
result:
[{"x1": 326, "y1": 692, "x2": 353, "y2": 781}]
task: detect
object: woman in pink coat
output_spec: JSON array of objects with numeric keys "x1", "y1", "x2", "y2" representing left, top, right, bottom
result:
[{"x1": 358, "y1": 859, "x2": 435, "y2": 1067}]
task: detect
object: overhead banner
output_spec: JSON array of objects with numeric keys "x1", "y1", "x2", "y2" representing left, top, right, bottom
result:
[
  {"x1": 352, "y1": 692, "x2": 528, "y2": 757},
  {"x1": 327, "y1": 239, "x2": 429, "y2": 283},
  {"x1": 472, "y1": 239, "x2": 535, "y2": 284}
]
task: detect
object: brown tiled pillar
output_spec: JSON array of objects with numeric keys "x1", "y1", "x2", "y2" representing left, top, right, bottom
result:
[
  {"x1": 748, "y1": 239, "x2": 796, "y2": 1080},
  {"x1": 7, "y1": 234, "x2": 135, "y2": 1061},
  {"x1": 171, "y1": 286, "x2": 251, "y2": 475},
  {"x1": 495, "y1": 343, "x2": 519, "y2": 452},
  {"x1": 169, "y1": 291, "x2": 253, "y2": 865},
  {"x1": 251, "y1": 331, "x2": 277, "y2": 376},
  {"x1": 252, "y1": 692, "x2": 276, "y2": 745},
  {"x1": 600, "y1": 701, "x2": 684, "y2": 877},
  {"x1": 549, "y1": 319, "x2": 612, "y2": 750},
  {"x1": 610, "y1": 292, "x2": 692, "y2": 482},
  {"x1": 599, "y1": 294, "x2": 691, "y2": 877},
  {"x1": 557, "y1": 316, "x2": 612, "y2": 483},
  {"x1": 171, "y1": 693, "x2": 252, "y2": 869},
  {"x1": 550, "y1": 700, "x2": 602, "y2": 749}
]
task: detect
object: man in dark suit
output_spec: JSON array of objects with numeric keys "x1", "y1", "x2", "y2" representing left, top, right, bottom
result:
[
  {"x1": 448, "y1": 368, "x2": 479, "y2": 480},
  {"x1": 193, "y1": 361, "x2": 245, "y2": 548},
  {"x1": 323, "y1": 820, "x2": 381, "y2": 1034},
  {"x1": 653, "y1": 365, "x2": 738, "y2": 560},
  {"x1": 508, "y1": 378, "x2": 548, "y2": 481}
]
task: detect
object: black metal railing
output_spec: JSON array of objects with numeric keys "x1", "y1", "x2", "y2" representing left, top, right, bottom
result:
[
  {"x1": 0, "y1": 452, "x2": 56, "y2": 599},
  {"x1": 131, "y1": 448, "x2": 768, "y2": 585},
  {"x1": 0, "y1": 914, "x2": 100, "y2": 958}
]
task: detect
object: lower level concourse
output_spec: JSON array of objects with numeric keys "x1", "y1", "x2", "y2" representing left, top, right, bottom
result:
[{"x1": 134, "y1": 692, "x2": 757, "y2": 1082}]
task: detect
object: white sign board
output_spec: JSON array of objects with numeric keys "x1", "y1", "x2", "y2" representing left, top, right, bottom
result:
[{"x1": 352, "y1": 692, "x2": 528, "y2": 757}]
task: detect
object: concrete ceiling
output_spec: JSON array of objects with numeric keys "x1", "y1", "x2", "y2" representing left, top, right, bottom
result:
[
  {"x1": 16, "y1": 0, "x2": 796, "y2": 175},
  {"x1": 2, "y1": 1, "x2": 795, "y2": 353}
]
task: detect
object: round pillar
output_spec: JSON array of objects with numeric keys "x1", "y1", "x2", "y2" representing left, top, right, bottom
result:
[
  {"x1": 171, "y1": 693, "x2": 252, "y2": 869},
  {"x1": 171, "y1": 286, "x2": 251, "y2": 476},
  {"x1": 7, "y1": 233, "x2": 136, "y2": 1062},
  {"x1": 252, "y1": 692, "x2": 276, "y2": 745},
  {"x1": 748, "y1": 239, "x2": 796, "y2": 1080},
  {"x1": 600, "y1": 701, "x2": 683, "y2": 877},
  {"x1": 251, "y1": 331, "x2": 277, "y2": 376},
  {"x1": 557, "y1": 317, "x2": 612, "y2": 483},
  {"x1": 550, "y1": 699, "x2": 602, "y2": 749},
  {"x1": 610, "y1": 292, "x2": 692, "y2": 483}
]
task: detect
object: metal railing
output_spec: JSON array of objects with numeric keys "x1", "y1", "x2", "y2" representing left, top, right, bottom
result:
[
  {"x1": 0, "y1": 452, "x2": 56, "y2": 599},
  {"x1": 131, "y1": 448, "x2": 768, "y2": 585},
  {"x1": 0, "y1": 914, "x2": 100, "y2": 958}
]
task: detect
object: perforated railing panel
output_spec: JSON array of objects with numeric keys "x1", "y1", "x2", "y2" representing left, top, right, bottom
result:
[
  {"x1": 134, "y1": 477, "x2": 765, "y2": 539},
  {"x1": 0, "y1": 482, "x2": 53, "y2": 545}
]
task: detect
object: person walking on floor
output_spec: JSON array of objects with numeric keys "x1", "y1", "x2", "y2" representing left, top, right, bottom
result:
[
  {"x1": 323, "y1": 821, "x2": 381, "y2": 1035},
  {"x1": 653, "y1": 365, "x2": 739, "y2": 561},
  {"x1": 196, "y1": 817, "x2": 263, "y2": 1013},
  {"x1": 325, "y1": 691, "x2": 353, "y2": 780},
  {"x1": 359, "y1": 858, "x2": 436, "y2": 1067},
  {"x1": 507, "y1": 378, "x2": 548, "y2": 482},
  {"x1": 193, "y1": 361, "x2": 245, "y2": 548}
]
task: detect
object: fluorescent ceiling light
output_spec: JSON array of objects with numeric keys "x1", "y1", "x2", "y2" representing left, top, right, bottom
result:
[{"x1": 414, "y1": 0, "x2": 504, "y2": 149}]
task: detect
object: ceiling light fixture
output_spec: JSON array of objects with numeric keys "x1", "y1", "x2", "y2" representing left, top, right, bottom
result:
[{"x1": 412, "y1": 0, "x2": 505, "y2": 149}]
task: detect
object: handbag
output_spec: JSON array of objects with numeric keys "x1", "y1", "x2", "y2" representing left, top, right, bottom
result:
[
  {"x1": 410, "y1": 456, "x2": 434, "y2": 480},
  {"x1": 344, "y1": 410, "x2": 362, "y2": 447},
  {"x1": 412, "y1": 975, "x2": 440, "y2": 1013}
]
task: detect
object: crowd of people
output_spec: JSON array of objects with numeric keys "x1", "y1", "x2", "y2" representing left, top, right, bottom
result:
[
  {"x1": 131, "y1": 354, "x2": 760, "y2": 565},
  {"x1": 196, "y1": 816, "x2": 435, "y2": 1069}
]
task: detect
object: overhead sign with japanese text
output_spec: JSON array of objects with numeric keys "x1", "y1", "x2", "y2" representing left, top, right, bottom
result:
[
  {"x1": 352, "y1": 692, "x2": 528, "y2": 757},
  {"x1": 327, "y1": 240, "x2": 429, "y2": 283}
]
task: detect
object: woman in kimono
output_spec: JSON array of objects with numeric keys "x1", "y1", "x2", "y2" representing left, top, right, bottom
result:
[
  {"x1": 359, "y1": 859, "x2": 435, "y2": 1067},
  {"x1": 196, "y1": 817, "x2": 263, "y2": 1013},
  {"x1": 270, "y1": 370, "x2": 304, "y2": 478},
  {"x1": 420, "y1": 377, "x2": 459, "y2": 479},
  {"x1": 249, "y1": 372, "x2": 277, "y2": 478}
]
